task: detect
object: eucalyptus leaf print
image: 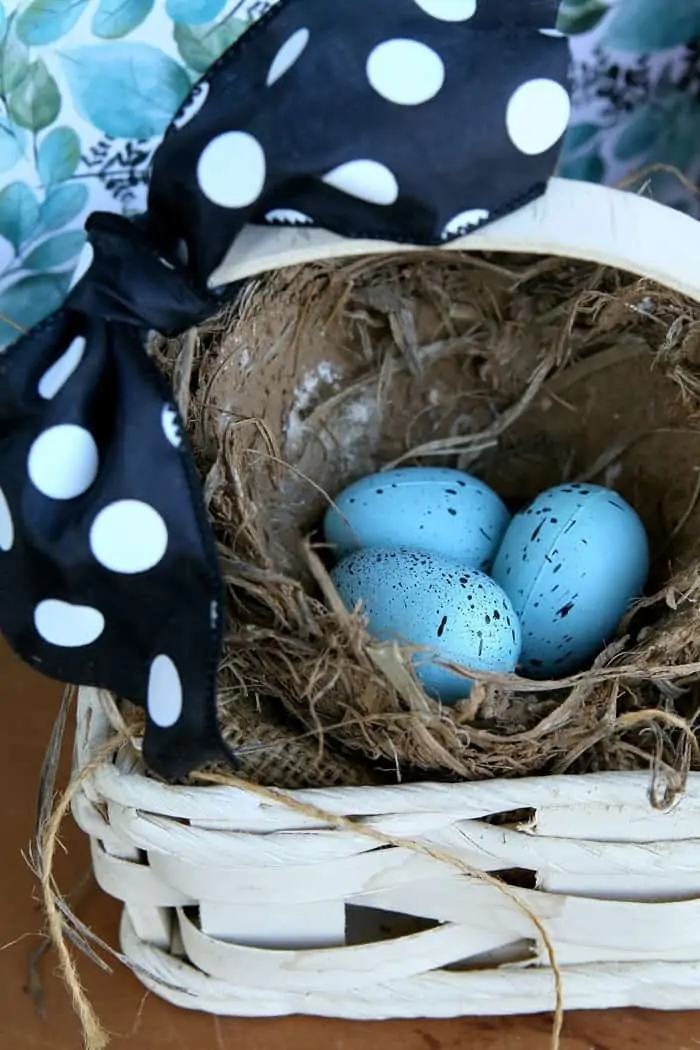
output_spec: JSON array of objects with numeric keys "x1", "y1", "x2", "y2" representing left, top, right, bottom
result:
[
  {"x1": 92, "y1": 0, "x2": 155, "y2": 39},
  {"x1": 23, "y1": 228, "x2": 86, "y2": 269},
  {"x1": 557, "y1": 0, "x2": 609, "y2": 37},
  {"x1": 567, "y1": 0, "x2": 700, "y2": 215},
  {"x1": 0, "y1": 24, "x2": 30, "y2": 94},
  {"x1": 37, "y1": 126, "x2": 81, "y2": 185},
  {"x1": 0, "y1": 272, "x2": 70, "y2": 350},
  {"x1": 17, "y1": 0, "x2": 90, "y2": 45},
  {"x1": 39, "y1": 183, "x2": 89, "y2": 231},
  {"x1": 8, "y1": 58, "x2": 60, "y2": 130},
  {"x1": 558, "y1": 121, "x2": 605, "y2": 183},
  {"x1": 166, "y1": 0, "x2": 226, "y2": 24},
  {"x1": 0, "y1": 0, "x2": 278, "y2": 328},
  {"x1": 0, "y1": 118, "x2": 25, "y2": 174},
  {"x1": 61, "y1": 43, "x2": 191, "y2": 138},
  {"x1": 606, "y1": 0, "x2": 700, "y2": 53},
  {"x1": 0, "y1": 182, "x2": 39, "y2": 251},
  {"x1": 173, "y1": 17, "x2": 248, "y2": 73}
]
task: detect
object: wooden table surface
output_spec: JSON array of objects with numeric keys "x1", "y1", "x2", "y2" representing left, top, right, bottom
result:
[{"x1": 1, "y1": 637, "x2": 698, "y2": 1050}]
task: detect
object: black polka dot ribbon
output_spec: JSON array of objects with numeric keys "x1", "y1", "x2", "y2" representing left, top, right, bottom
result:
[{"x1": 0, "y1": 0, "x2": 569, "y2": 779}]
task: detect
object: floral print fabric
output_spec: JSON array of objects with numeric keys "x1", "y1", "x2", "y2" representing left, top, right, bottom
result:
[
  {"x1": 563, "y1": 0, "x2": 700, "y2": 217},
  {"x1": 0, "y1": 0, "x2": 277, "y2": 349}
]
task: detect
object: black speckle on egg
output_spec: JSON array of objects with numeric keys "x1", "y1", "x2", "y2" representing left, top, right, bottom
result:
[
  {"x1": 445, "y1": 488, "x2": 457, "y2": 495},
  {"x1": 419, "y1": 524, "x2": 425, "y2": 530},
  {"x1": 533, "y1": 602, "x2": 539, "y2": 608},
  {"x1": 506, "y1": 567, "x2": 512, "y2": 576},
  {"x1": 564, "y1": 520, "x2": 577, "y2": 534},
  {"x1": 511, "y1": 629, "x2": 516, "y2": 643},
  {"x1": 437, "y1": 616, "x2": 447, "y2": 638},
  {"x1": 349, "y1": 498, "x2": 356, "y2": 504},
  {"x1": 530, "y1": 521, "x2": 544, "y2": 542},
  {"x1": 485, "y1": 614, "x2": 491, "y2": 624},
  {"x1": 551, "y1": 584, "x2": 559, "y2": 593},
  {"x1": 375, "y1": 489, "x2": 384, "y2": 494},
  {"x1": 553, "y1": 563, "x2": 562, "y2": 574},
  {"x1": 479, "y1": 527, "x2": 491, "y2": 540},
  {"x1": 493, "y1": 610, "x2": 500, "y2": 620},
  {"x1": 529, "y1": 658, "x2": 542, "y2": 668},
  {"x1": 448, "y1": 508, "x2": 457, "y2": 516},
  {"x1": 477, "y1": 631, "x2": 484, "y2": 656},
  {"x1": 550, "y1": 518, "x2": 558, "y2": 524},
  {"x1": 557, "y1": 601, "x2": 575, "y2": 618},
  {"x1": 608, "y1": 500, "x2": 625, "y2": 511},
  {"x1": 460, "y1": 576, "x2": 470, "y2": 586},
  {"x1": 457, "y1": 480, "x2": 466, "y2": 487}
]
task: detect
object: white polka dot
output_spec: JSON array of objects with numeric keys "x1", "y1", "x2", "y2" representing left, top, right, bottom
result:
[
  {"x1": 413, "y1": 0, "x2": 476, "y2": 20},
  {"x1": 28, "y1": 425, "x2": 98, "y2": 500},
  {"x1": 161, "y1": 404, "x2": 182, "y2": 448},
  {"x1": 0, "y1": 485, "x2": 13, "y2": 551},
  {"x1": 159, "y1": 256, "x2": 175, "y2": 270},
  {"x1": 175, "y1": 239, "x2": 189, "y2": 266},
  {"x1": 197, "y1": 132, "x2": 266, "y2": 209},
  {"x1": 34, "y1": 599, "x2": 104, "y2": 648},
  {"x1": 90, "y1": 500, "x2": 168, "y2": 575},
  {"x1": 367, "y1": 39, "x2": 444, "y2": 106},
  {"x1": 38, "y1": 336, "x2": 86, "y2": 400},
  {"x1": 173, "y1": 82, "x2": 209, "y2": 130},
  {"x1": 441, "y1": 208, "x2": 490, "y2": 239},
  {"x1": 539, "y1": 28, "x2": 565, "y2": 38},
  {"x1": 69, "y1": 243, "x2": 94, "y2": 291},
  {"x1": 506, "y1": 78, "x2": 571, "y2": 156},
  {"x1": 265, "y1": 208, "x2": 313, "y2": 225},
  {"x1": 210, "y1": 599, "x2": 219, "y2": 629},
  {"x1": 266, "y1": 27, "x2": 309, "y2": 86},
  {"x1": 322, "y1": 160, "x2": 399, "y2": 206},
  {"x1": 147, "y1": 654, "x2": 183, "y2": 727}
]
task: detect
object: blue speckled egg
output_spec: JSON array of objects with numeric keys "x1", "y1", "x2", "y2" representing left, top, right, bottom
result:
[
  {"x1": 331, "y1": 547, "x2": 521, "y2": 703},
  {"x1": 324, "y1": 467, "x2": 510, "y2": 570},
  {"x1": 491, "y1": 483, "x2": 650, "y2": 678}
]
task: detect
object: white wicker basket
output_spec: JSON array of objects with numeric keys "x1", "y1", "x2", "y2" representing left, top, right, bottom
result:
[{"x1": 72, "y1": 179, "x2": 700, "y2": 1018}]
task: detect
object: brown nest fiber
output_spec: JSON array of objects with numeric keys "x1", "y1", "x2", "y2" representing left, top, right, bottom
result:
[{"x1": 149, "y1": 252, "x2": 700, "y2": 793}]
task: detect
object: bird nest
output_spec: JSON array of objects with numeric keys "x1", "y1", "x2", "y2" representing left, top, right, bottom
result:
[{"x1": 149, "y1": 251, "x2": 700, "y2": 798}]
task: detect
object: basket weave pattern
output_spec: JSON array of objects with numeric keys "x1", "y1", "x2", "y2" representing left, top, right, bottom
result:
[{"x1": 72, "y1": 688, "x2": 700, "y2": 1018}]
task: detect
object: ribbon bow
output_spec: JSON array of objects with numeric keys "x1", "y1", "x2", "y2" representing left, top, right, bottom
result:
[{"x1": 0, "y1": 0, "x2": 569, "y2": 779}]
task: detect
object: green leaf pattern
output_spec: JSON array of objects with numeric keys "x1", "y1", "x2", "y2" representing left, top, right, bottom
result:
[
  {"x1": 0, "y1": 0, "x2": 275, "y2": 349},
  {"x1": 561, "y1": 0, "x2": 700, "y2": 221}
]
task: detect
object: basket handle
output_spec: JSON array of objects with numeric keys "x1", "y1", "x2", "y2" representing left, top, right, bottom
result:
[{"x1": 212, "y1": 177, "x2": 700, "y2": 304}]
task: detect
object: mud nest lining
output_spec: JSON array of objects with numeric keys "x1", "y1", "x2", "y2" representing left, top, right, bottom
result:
[{"x1": 148, "y1": 250, "x2": 700, "y2": 796}]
